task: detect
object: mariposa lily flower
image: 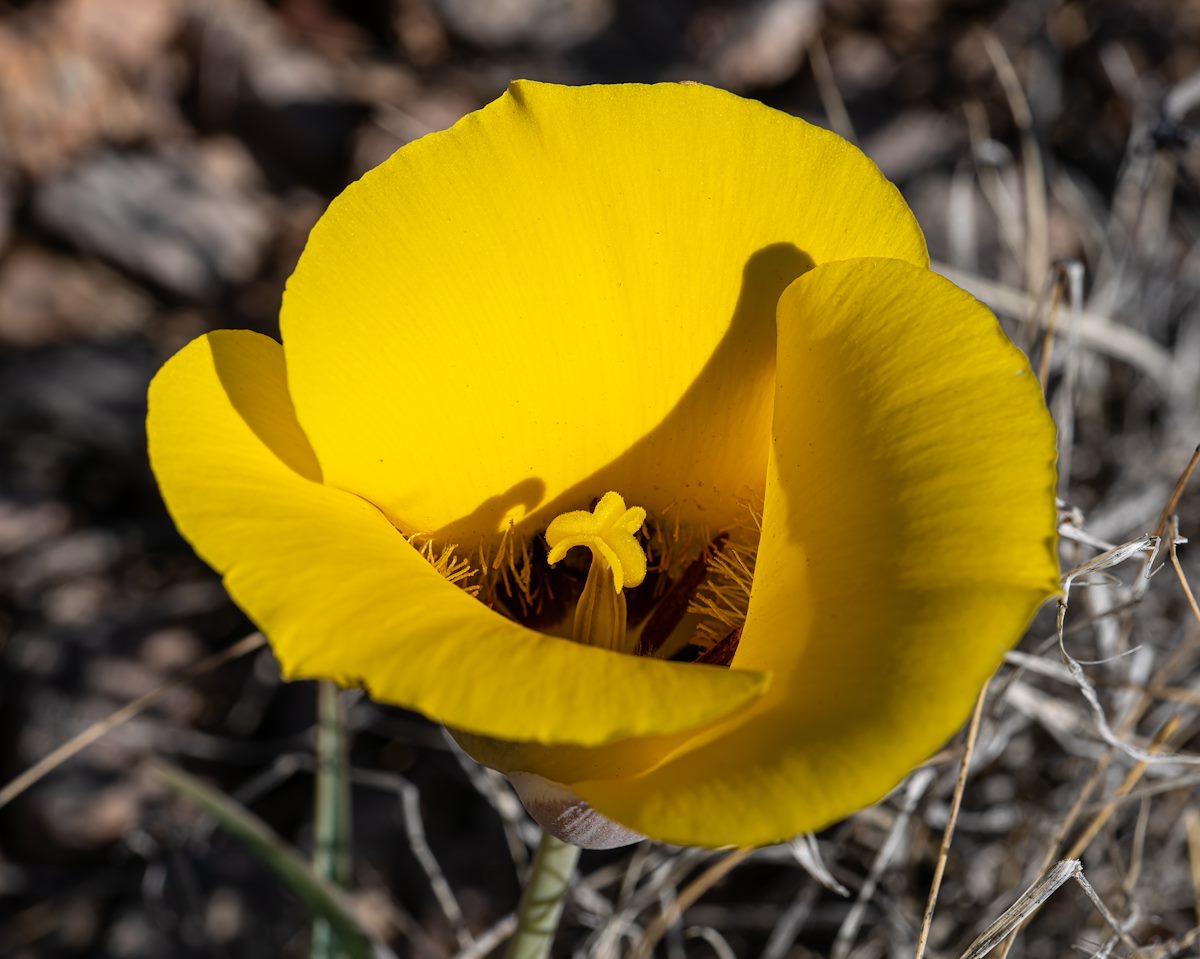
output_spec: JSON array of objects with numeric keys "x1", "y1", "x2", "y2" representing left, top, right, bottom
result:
[{"x1": 148, "y1": 81, "x2": 1058, "y2": 850}]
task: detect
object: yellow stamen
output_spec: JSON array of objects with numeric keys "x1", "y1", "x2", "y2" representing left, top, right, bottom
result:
[
  {"x1": 689, "y1": 502, "x2": 761, "y2": 648},
  {"x1": 409, "y1": 536, "x2": 481, "y2": 595},
  {"x1": 475, "y1": 521, "x2": 540, "y2": 612},
  {"x1": 546, "y1": 492, "x2": 648, "y2": 653}
]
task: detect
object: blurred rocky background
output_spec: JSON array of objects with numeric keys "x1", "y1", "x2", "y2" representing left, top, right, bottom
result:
[{"x1": 3, "y1": 0, "x2": 1200, "y2": 957}]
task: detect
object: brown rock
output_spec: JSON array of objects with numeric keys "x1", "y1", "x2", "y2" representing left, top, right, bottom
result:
[
  {"x1": 704, "y1": 0, "x2": 822, "y2": 90},
  {"x1": 0, "y1": 4, "x2": 179, "y2": 176},
  {"x1": 0, "y1": 246, "x2": 154, "y2": 347}
]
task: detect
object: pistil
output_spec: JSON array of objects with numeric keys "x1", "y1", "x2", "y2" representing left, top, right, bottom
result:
[{"x1": 545, "y1": 492, "x2": 647, "y2": 654}]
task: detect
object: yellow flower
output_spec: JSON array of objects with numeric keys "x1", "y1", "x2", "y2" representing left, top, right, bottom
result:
[{"x1": 147, "y1": 81, "x2": 1059, "y2": 849}]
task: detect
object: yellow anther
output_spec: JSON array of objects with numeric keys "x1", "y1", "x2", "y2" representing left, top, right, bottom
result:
[
  {"x1": 545, "y1": 491, "x2": 647, "y2": 593},
  {"x1": 545, "y1": 492, "x2": 647, "y2": 655}
]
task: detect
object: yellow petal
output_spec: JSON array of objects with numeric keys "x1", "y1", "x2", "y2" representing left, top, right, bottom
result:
[
  {"x1": 147, "y1": 331, "x2": 768, "y2": 746},
  {"x1": 566, "y1": 260, "x2": 1058, "y2": 846},
  {"x1": 281, "y1": 80, "x2": 928, "y2": 543}
]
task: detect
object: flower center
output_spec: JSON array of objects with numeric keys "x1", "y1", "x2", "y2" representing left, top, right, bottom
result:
[
  {"x1": 413, "y1": 494, "x2": 760, "y2": 664},
  {"x1": 545, "y1": 491, "x2": 647, "y2": 654}
]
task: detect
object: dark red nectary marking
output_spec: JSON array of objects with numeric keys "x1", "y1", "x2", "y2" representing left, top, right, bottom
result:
[
  {"x1": 635, "y1": 533, "x2": 727, "y2": 658},
  {"x1": 695, "y1": 626, "x2": 741, "y2": 667}
]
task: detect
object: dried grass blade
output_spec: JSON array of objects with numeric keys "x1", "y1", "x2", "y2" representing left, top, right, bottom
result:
[
  {"x1": 1169, "y1": 519, "x2": 1200, "y2": 626},
  {"x1": 632, "y1": 848, "x2": 753, "y2": 959},
  {"x1": 1064, "y1": 715, "x2": 1181, "y2": 861},
  {"x1": 960, "y1": 859, "x2": 1082, "y2": 959},
  {"x1": 789, "y1": 833, "x2": 849, "y2": 897},
  {"x1": 833, "y1": 767, "x2": 937, "y2": 959},
  {"x1": 933, "y1": 263, "x2": 1174, "y2": 382},
  {"x1": 962, "y1": 860, "x2": 1136, "y2": 958},
  {"x1": 981, "y1": 30, "x2": 1048, "y2": 302},
  {"x1": 914, "y1": 686, "x2": 988, "y2": 959},
  {"x1": 0, "y1": 632, "x2": 266, "y2": 810}
]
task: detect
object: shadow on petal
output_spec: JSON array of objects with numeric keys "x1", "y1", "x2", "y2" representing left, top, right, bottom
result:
[
  {"x1": 434, "y1": 241, "x2": 815, "y2": 545},
  {"x1": 211, "y1": 336, "x2": 323, "y2": 483}
]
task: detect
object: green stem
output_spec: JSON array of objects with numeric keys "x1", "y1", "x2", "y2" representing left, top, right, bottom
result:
[
  {"x1": 505, "y1": 831, "x2": 582, "y2": 959},
  {"x1": 313, "y1": 681, "x2": 352, "y2": 959},
  {"x1": 148, "y1": 759, "x2": 375, "y2": 959}
]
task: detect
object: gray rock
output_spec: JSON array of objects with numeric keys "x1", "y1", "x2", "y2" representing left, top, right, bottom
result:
[
  {"x1": 432, "y1": 0, "x2": 612, "y2": 50},
  {"x1": 33, "y1": 148, "x2": 273, "y2": 301}
]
